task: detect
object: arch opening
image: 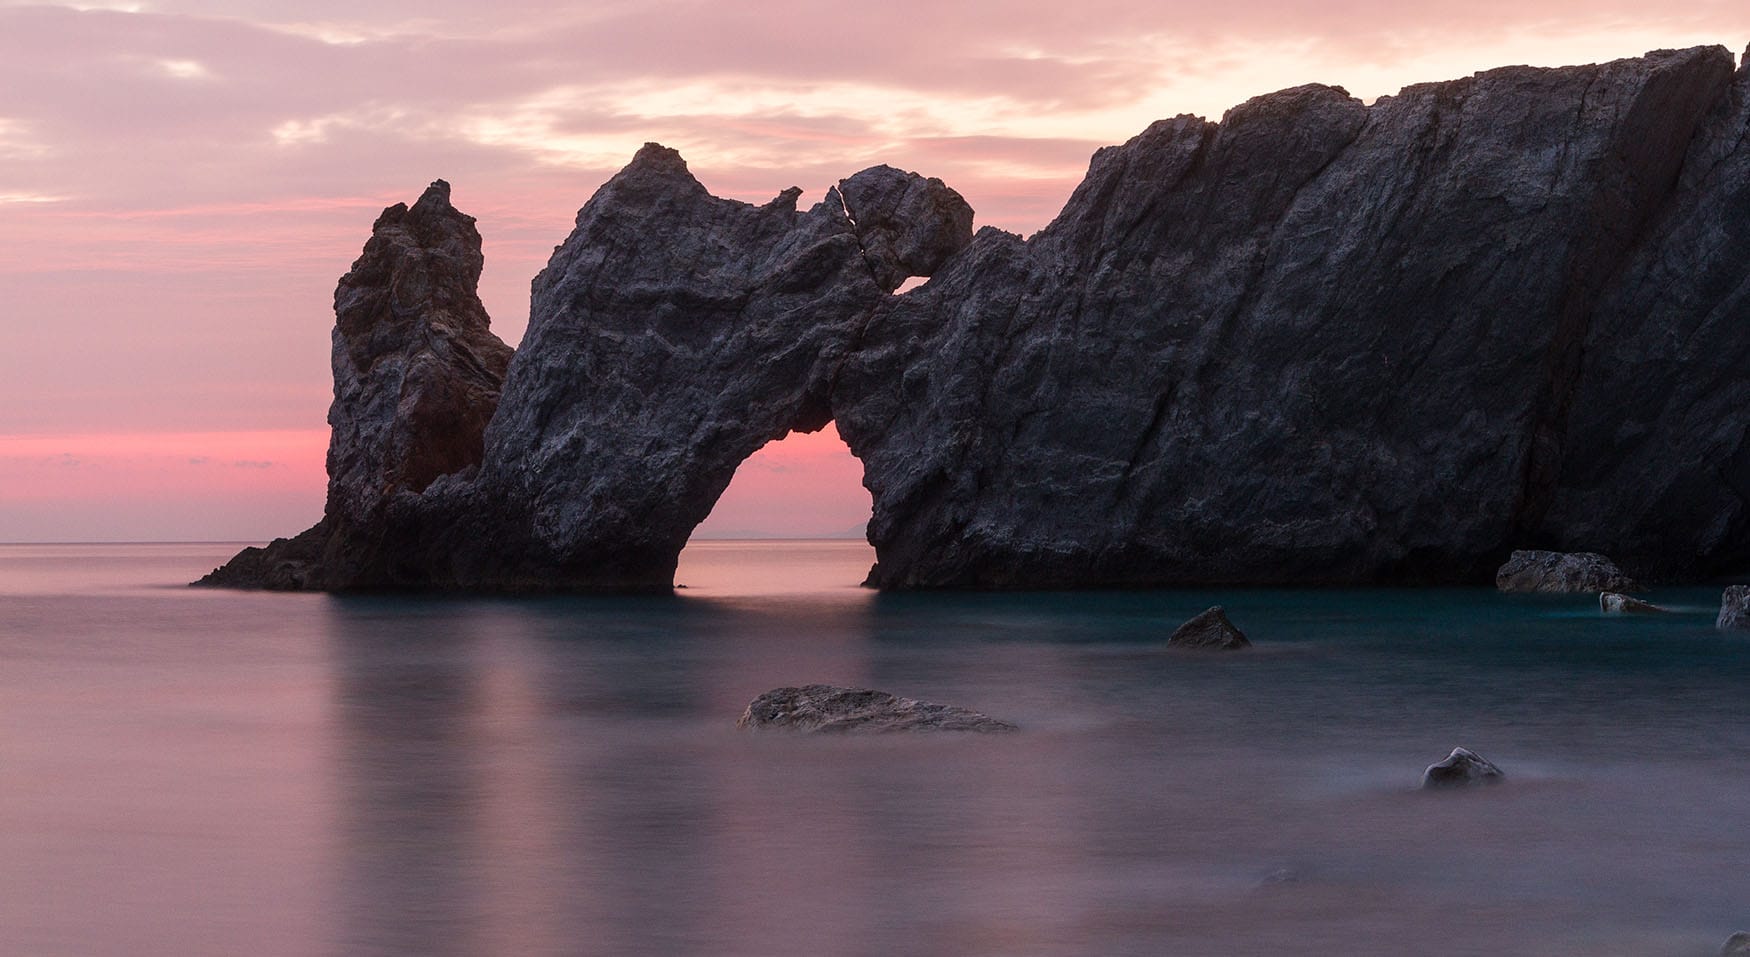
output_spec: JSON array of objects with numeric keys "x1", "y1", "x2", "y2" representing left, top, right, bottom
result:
[{"x1": 676, "y1": 421, "x2": 875, "y2": 594}]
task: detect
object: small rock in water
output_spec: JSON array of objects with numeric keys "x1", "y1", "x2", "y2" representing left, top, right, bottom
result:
[
  {"x1": 1721, "y1": 932, "x2": 1750, "y2": 955},
  {"x1": 1255, "y1": 866, "x2": 1299, "y2": 888},
  {"x1": 736, "y1": 684, "x2": 1017, "y2": 733},
  {"x1": 1718, "y1": 586, "x2": 1750, "y2": 630},
  {"x1": 1167, "y1": 606, "x2": 1251, "y2": 650},
  {"x1": 1421, "y1": 747, "x2": 1505, "y2": 789},
  {"x1": 1495, "y1": 550, "x2": 1639, "y2": 593},
  {"x1": 1600, "y1": 592, "x2": 1666, "y2": 615}
]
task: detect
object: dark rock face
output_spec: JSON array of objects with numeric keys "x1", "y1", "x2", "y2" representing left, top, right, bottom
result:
[
  {"x1": 1600, "y1": 592, "x2": 1665, "y2": 615},
  {"x1": 200, "y1": 181, "x2": 512, "y2": 589},
  {"x1": 837, "y1": 47, "x2": 1740, "y2": 588},
  {"x1": 1166, "y1": 606, "x2": 1251, "y2": 649},
  {"x1": 1718, "y1": 585, "x2": 1750, "y2": 630},
  {"x1": 1544, "y1": 47, "x2": 1750, "y2": 581},
  {"x1": 1421, "y1": 747, "x2": 1505, "y2": 789},
  {"x1": 1495, "y1": 550, "x2": 1639, "y2": 594},
  {"x1": 205, "y1": 46, "x2": 1750, "y2": 593},
  {"x1": 1722, "y1": 931, "x2": 1750, "y2": 955},
  {"x1": 325, "y1": 180, "x2": 513, "y2": 525},
  {"x1": 431, "y1": 150, "x2": 973, "y2": 589},
  {"x1": 736, "y1": 684, "x2": 1017, "y2": 733}
]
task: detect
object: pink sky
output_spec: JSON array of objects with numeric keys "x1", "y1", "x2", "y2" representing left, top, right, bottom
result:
[{"x1": 3, "y1": 1, "x2": 1748, "y2": 542}]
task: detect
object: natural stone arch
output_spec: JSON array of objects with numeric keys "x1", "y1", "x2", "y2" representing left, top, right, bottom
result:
[
  {"x1": 206, "y1": 48, "x2": 1750, "y2": 591},
  {"x1": 201, "y1": 147, "x2": 973, "y2": 591},
  {"x1": 434, "y1": 148, "x2": 973, "y2": 590}
]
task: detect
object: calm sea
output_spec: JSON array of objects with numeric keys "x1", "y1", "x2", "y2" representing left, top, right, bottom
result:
[{"x1": 4, "y1": 541, "x2": 1749, "y2": 956}]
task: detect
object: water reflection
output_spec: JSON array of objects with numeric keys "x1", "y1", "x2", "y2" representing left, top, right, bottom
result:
[
  {"x1": 329, "y1": 601, "x2": 487, "y2": 957},
  {"x1": 11, "y1": 544, "x2": 1736, "y2": 955}
]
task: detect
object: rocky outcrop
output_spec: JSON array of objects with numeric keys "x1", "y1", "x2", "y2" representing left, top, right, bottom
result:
[
  {"x1": 736, "y1": 685, "x2": 1017, "y2": 733},
  {"x1": 199, "y1": 181, "x2": 512, "y2": 589},
  {"x1": 1722, "y1": 931, "x2": 1750, "y2": 955},
  {"x1": 1718, "y1": 585, "x2": 1750, "y2": 629},
  {"x1": 1495, "y1": 550, "x2": 1639, "y2": 593},
  {"x1": 1421, "y1": 747, "x2": 1505, "y2": 789},
  {"x1": 1600, "y1": 592, "x2": 1665, "y2": 615},
  {"x1": 1543, "y1": 48, "x2": 1750, "y2": 580},
  {"x1": 1166, "y1": 606, "x2": 1251, "y2": 649},
  {"x1": 204, "y1": 45, "x2": 1750, "y2": 593},
  {"x1": 426, "y1": 151, "x2": 972, "y2": 589},
  {"x1": 837, "y1": 46, "x2": 1740, "y2": 588},
  {"x1": 201, "y1": 154, "x2": 971, "y2": 590}
]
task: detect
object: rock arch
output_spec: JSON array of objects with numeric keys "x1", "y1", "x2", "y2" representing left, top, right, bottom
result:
[
  {"x1": 202, "y1": 146, "x2": 972, "y2": 590},
  {"x1": 204, "y1": 46, "x2": 1750, "y2": 591}
]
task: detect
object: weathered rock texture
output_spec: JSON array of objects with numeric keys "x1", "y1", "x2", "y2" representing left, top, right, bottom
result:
[
  {"x1": 200, "y1": 181, "x2": 512, "y2": 589},
  {"x1": 1718, "y1": 585, "x2": 1750, "y2": 629},
  {"x1": 1166, "y1": 606, "x2": 1251, "y2": 650},
  {"x1": 1421, "y1": 747, "x2": 1506, "y2": 789},
  {"x1": 204, "y1": 46, "x2": 1750, "y2": 592},
  {"x1": 1495, "y1": 550, "x2": 1639, "y2": 594},
  {"x1": 441, "y1": 151, "x2": 972, "y2": 589},
  {"x1": 736, "y1": 685, "x2": 1017, "y2": 733},
  {"x1": 838, "y1": 46, "x2": 1745, "y2": 588}
]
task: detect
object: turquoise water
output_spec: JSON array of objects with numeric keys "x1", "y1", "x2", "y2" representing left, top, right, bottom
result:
[{"x1": 3, "y1": 541, "x2": 1749, "y2": 956}]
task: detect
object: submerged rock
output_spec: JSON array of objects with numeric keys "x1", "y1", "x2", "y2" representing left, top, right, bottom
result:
[
  {"x1": 1718, "y1": 585, "x2": 1750, "y2": 630},
  {"x1": 1495, "y1": 550, "x2": 1639, "y2": 594},
  {"x1": 1421, "y1": 747, "x2": 1506, "y2": 789},
  {"x1": 1600, "y1": 592, "x2": 1666, "y2": 615},
  {"x1": 1166, "y1": 606, "x2": 1251, "y2": 650},
  {"x1": 1721, "y1": 931, "x2": 1750, "y2": 955},
  {"x1": 736, "y1": 684, "x2": 1016, "y2": 733}
]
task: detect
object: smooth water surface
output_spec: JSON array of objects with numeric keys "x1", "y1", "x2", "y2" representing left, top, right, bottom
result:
[{"x1": 4, "y1": 542, "x2": 1749, "y2": 956}]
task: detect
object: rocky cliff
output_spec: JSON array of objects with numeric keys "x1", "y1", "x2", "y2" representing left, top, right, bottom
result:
[{"x1": 202, "y1": 45, "x2": 1750, "y2": 591}]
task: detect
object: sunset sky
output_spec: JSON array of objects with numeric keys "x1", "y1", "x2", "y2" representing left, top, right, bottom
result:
[{"x1": 3, "y1": 1, "x2": 1748, "y2": 542}]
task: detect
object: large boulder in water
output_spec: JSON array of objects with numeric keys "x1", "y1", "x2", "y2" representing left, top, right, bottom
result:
[
  {"x1": 1166, "y1": 606, "x2": 1251, "y2": 650},
  {"x1": 1421, "y1": 747, "x2": 1506, "y2": 789},
  {"x1": 1718, "y1": 585, "x2": 1750, "y2": 629},
  {"x1": 1495, "y1": 550, "x2": 1639, "y2": 593},
  {"x1": 736, "y1": 684, "x2": 1016, "y2": 733}
]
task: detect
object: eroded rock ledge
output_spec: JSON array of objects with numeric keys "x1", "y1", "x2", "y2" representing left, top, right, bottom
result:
[{"x1": 203, "y1": 45, "x2": 1750, "y2": 592}]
